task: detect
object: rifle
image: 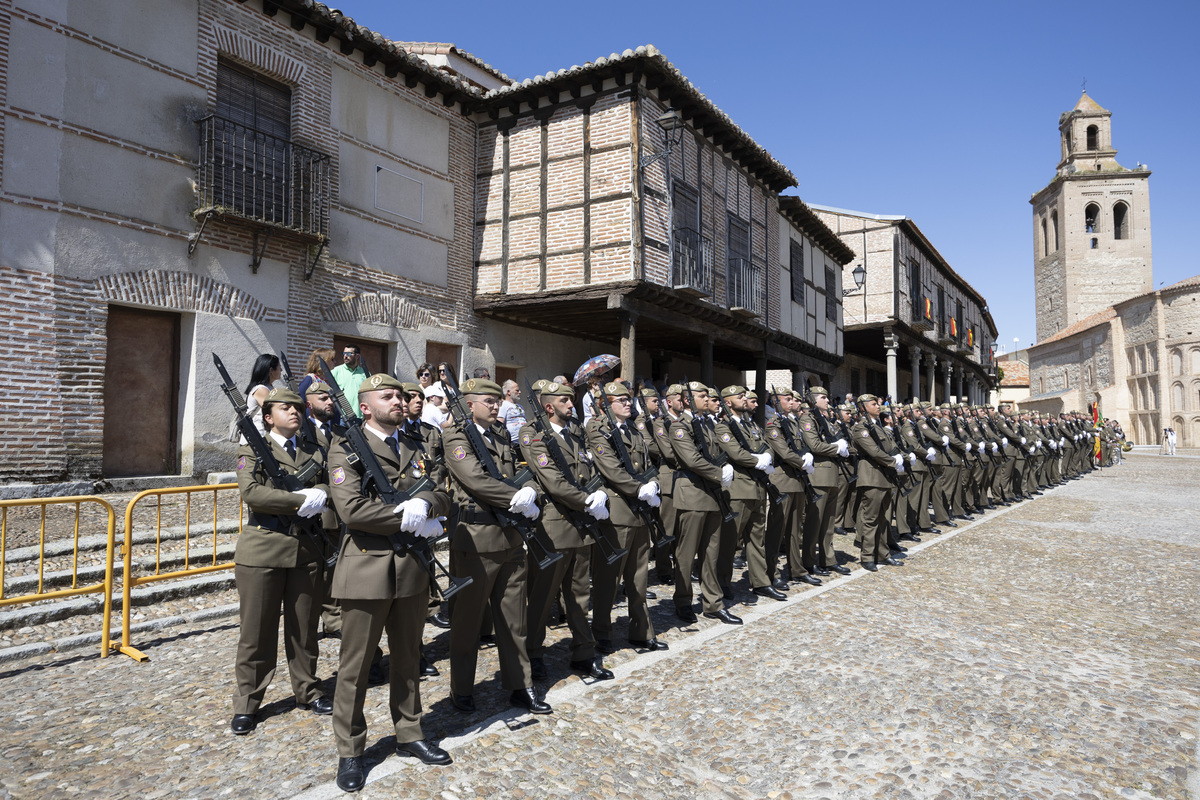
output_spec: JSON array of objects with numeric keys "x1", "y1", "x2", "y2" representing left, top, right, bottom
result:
[
  {"x1": 679, "y1": 381, "x2": 736, "y2": 523},
  {"x1": 906, "y1": 413, "x2": 945, "y2": 480},
  {"x1": 523, "y1": 380, "x2": 627, "y2": 565},
  {"x1": 802, "y1": 389, "x2": 857, "y2": 485},
  {"x1": 316, "y1": 358, "x2": 471, "y2": 600},
  {"x1": 766, "y1": 387, "x2": 822, "y2": 504},
  {"x1": 278, "y1": 351, "x2": 324, "y2": 448},
  {"x1": 593, "y1": 387, "x2": 676, "y2": 551},
  {"x1": 214, "y1": 353, "x2": 339, "y2": 570},
  {"x1": 712, "y1": 390, "x2": 783, "y2": 507},
  {"x1": 854, "y1": 402, "x2": 914, "y2": 498},
  {"x1": 441, "y1": 367, "x2": 562, "y2": 570}
]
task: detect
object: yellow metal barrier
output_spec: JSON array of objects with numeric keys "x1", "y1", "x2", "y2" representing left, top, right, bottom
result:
[
  {"x1": 0, "y1": 496, "x2": 119, "y2": 657},
  {"x1": 114, "y1": 484, "x2": 243, "y2": 662}
]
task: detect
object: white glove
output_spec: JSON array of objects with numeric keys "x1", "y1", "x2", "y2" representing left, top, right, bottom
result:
[
  {"x1": 991, "y1": 442, "x2": 999, "y2": 453},
  {"x1": 978, "y1": 441, "x2": 985, "y2": 451},
  {"x1": 637, "y1": 481, "x2": 661, "y2": 508},
  {"x1": 720, "y1": 464, "x2": 734, "y2": 487},
  {"x1": 907, "y1": 452, "x2": 917, "y2": 463},
  {"x1": 803, "y1": 461, "x2": 815, "y2": 475},
  {"x1": 1036, "y1": 440, "x2": 1043, "y2": 448},
  {"x1": 1028, "y1": 446, "x2": 1036, "y2": 454},
  {"x1": 753, "y1": 452, "x2": 773, "y2": 472},
  {"x1": 416, "y1": 517, "x2": 444, "y2": 539},
  {"x1": 1049, "y1": 441, "x2": 1057, "y2": 450},
  {"x1": 892, "y1": 454, "x2": 905, "y2": 470},
  {"x1": 508, "y1": 485, "x2": 539, "y2": 518},
  {"x1": 965, "y1": 442, "x2": 972, "y2": 452},
  {"x1": 896, "y1": 463, "x2": 906, "y2": 475},
  {"x1": 925, "y1": 448, "x2": 937, "y2": 462},
  {"x1": 1002, "y1": 437, "x2": 1009, "y2": 447},
  {"x1": 801, "y1": 452, "x2": 815, "y2": 471},
  {"x1": 394, "y1": 498, "x2": 431, "y2": 533},
  {"x1": 941, "y1": 435, "x2": 950, "y2": 446},
  {"x1": 296, "y1": 487, "x2": 327, "y2": 518},
  {"x1": 834, "y1": 438, "x2": 849, "y2": 458},
  {"x1": 1060, "y1": 438, "x2": 1066, "y2": 448},
  {"x1": 1020, "y1": 436, "x2": 1027, "y2": 445},
  {"x1": 585, "y1": 490, "x2": 610, "y2": 520}
]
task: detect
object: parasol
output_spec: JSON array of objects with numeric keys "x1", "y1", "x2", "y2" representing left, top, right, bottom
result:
[{"x1": 572, "y1": 354, "x2": 620, "y2": 386}]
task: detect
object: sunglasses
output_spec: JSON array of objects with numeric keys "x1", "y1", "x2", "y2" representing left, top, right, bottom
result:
[{"x1": 418, "y1": 371, "x2": 432, "y2": 377}]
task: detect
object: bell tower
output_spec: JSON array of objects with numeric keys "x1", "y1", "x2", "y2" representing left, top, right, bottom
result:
[{"x1": 1030, "y1": 92, "x2": 1152, "y2": 342}]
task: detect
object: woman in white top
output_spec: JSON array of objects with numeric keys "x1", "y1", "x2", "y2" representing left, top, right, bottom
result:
[{"x1": 241, "y1": 354, "x2": 282, "y2": 443}]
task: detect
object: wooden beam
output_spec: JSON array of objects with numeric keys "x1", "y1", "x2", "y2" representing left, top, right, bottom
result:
[
  {"x1": 289, "y1": 11, "x2": 305, "y2": 30},
  {"x1": 424, "y1": 84, "x2": 438, "y2": 99},
  {"x1": 384, "y1": 61, "x2": 400, "y2": 78},
  {"x1": 262, "y1": 0, "x2": 280, "y2": 16},
  {"x1": 362, "y1": 51, "x2": 377, "y2": 68},
  {"x1": 315, "y1": 26, "x2": 333, "y2": 43},
  {"x1": 339, "y1": 38, "x2": 354, "y2": 56},
  {"x1": 405, "y1": 74, "x2": 420, "y2": 89}
]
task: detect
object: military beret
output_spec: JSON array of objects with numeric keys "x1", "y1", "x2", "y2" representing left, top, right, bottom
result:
[
  {"x1": 400, "y1": 382, "x2": 423, "y2": 395},
  {"x1": 305, "y1": 381, "x2": 331, "y2": 395},
  {"x1": 540, "y1": 380, "x2": 574, "y2": 398},
  {"x1": 686, "y1": 381, "x2": 709, "y2": 395},
  {"x1": 938, "y1": 403, "x2": 951, "y2": 410},
  {"x1": 666, "y1": 383, "x2": 683, "y2": 397},
  {"x1": 358, "y1": 373, "x2": 405, "y2": 393},
  {"x1": 919, "y1": 401, "x2": 934, "y2": 409},
  {"x1": 720, "y1": 384, "x2": 747, "y2": 398},
  {"x1": 460, "y1": 377, "x2": 502, "y2": 397},
  {"x1": 808, "y1": 386, "x2": 829, "y2": 397},
  {"x1": 858, "y1": 393, "x2": 879, "y2": 404},
  {"x1": 263, "y1": 387, "x2": 303, "y2": 407},
  {"x1": 791, "y1": 390, "x2": 805, "y2": 401},
  {"x1": 746, "y1": 390, "x2": 758, "y2": 400},
  {"x1": 641, "y1": 387, "x2": 659, "y2": 399},
  {"x1": 530, "y1": 379, "x2": 549, "y2": 394},
  {"x1": 706, "y1": 385, "x2": 719, "y2": 397},
  {"x1": 603, "y1": 381, "x2": 631, "y2": 397}
]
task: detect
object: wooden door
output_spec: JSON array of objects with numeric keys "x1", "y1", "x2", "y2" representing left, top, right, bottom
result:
[
  {"x1": 333, "y1": 336, "x2": 388, "y2": 377},
  {"x1": 103, "y1": 306, "x2": 180, "y2": 477}
]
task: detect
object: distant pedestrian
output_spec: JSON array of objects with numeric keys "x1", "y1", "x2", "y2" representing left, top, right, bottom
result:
[{"x1": 1167, "y1": 428, "x2": 1177, "y2": 455}]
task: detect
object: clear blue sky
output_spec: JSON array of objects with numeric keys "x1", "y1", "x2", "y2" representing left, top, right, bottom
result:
[{"x1": 341, "y1": 0, "x2": 1199, "y2": 353}]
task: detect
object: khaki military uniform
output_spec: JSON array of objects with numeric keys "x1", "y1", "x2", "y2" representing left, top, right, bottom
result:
[
  {"x1": 232, "y1": 436, "x2": 329, "y2": 716},
  {"x1": 714, "y1": 413, "x2": 770, "y2": 590},
  {"x1": 668, "y1": 412, "x2": 726, "y2": 615},
  {"x1": 794, "y1": 412, "x2": 844, "y2": 570},
  {"x1": 647, "y1": 412, "x2": 679, "y2": 581},
  {"x1": 897, "y1": 418, "x2": 933, "y2": 534},
  {"x1": 849, "y1": 420, "x2": 900, "y2": 564}
]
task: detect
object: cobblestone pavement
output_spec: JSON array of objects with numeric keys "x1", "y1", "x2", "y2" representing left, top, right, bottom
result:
[{"x1": 1, "y1": 454, "x2": 1196, "y2": 800}]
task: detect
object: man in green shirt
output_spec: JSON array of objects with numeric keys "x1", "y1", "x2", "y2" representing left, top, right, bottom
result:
[{"x1": 331, "y1": 345, "x2": 369, "y2": 418}]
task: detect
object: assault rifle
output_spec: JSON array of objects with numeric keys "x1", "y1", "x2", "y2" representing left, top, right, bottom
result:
[
  {"x1": 766, "y1": 387, "x2": 822, "y2": 504},
  {"x1": 278, "y1": 351, "x2": 323, "y2": 448},
  {"x1": 801, "y1": 388, "x2": 857, "y2": 486},
  {"x1": 316, "y1": 358, "x2": 470, "y2": 600},
  {"x1": 523, "y1": 380, "x2": 626, "y2": 565},
  {"x1": 441, "y1": 368, "x2": 561, "y2": 570},
  {"x1": 854, "y1": 400, "x2": 914, "y2": 498},
  {"x1": 679, "y1": 381, "x2": 736, "y2": 523},
  {"x1": 905, "y1": 413, "x2": 944, "y2": 480},
  {"x1": 593, "y1": 387, "x2": 675, "y2": 550},
  {"x1": 214, "y1": 353, "x2": 338, "y2": 569},
  {"x1": 713, "y1": 390, "x2": 783, "y2": 507}
]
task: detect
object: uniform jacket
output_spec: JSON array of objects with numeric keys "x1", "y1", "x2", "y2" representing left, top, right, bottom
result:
[
  {"x1": 235, "y1": 438, "x2": 328, "y2": 569},
  {"x1": 850, "y1": 419, "x2": 901, "y2": 490},
  {"x1": 518, "y1": 420, "x2": 594, "y2": 548},
  {"x1": 586, "y1": 416, "x2": 655, "y2": 528},
  {"x1": 795, "y1": 411, "x2": 844, "y2": 490},
  {"x1": 647, "y1": 413, "x2": 678, "y2": 495},
  {"x1": 668, "y1": 412, "x2": 725, "y2": 512},
  {"x1": 713, "y1": 414, "x2": 766, "y2": 501},
  {"x1": 444, "y1": 422, "x2": 528, "y2": 553}
]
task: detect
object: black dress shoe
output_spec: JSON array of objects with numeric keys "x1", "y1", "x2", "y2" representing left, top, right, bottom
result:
[
  {"x1": 892, "y1": 544, "x2": 908, "y2": 553},
  {"x1": 811, "y1": 566, "x2": 831, "y2": 576},
  {"x1": 771, "y1": 577, "x2": 789, "y2": 590},
  {"x1": 943, "y1": 520, "x2": 959, "y2": 528},
  {"x1": 655, "y1": 573, "x2": 673, "y2": 585},
  {"x1": 860, "y1": 562, "x2": 878, "y2": 572},
  {"x1": 676, "y1": 606, "x2": 698, "y2": 624},
  {"x1": 451, "y1": 694, "x2": 475, "y2": 713},
  {"x1": 644, "y1": 589, "x2": 657, "y2": 600},
  {"x1": 429, "y1": 612, "x2": 451, "y2": 629},
  {"x1": 570, "y1": 657, "x2": 615, "y2": 680},
  {"x1": 752, "y1": 586, "x2": 788, "y2": 601},
  {"x1": 530, "y1": 657, "x2": 547, "y2": 680},
  {"x1": 298, "y1": 695, "x2": 333, "y2": 715},
  {"x1": 420, "y1": 657, "x2": 439, "y2": 678},
  {"x1": 881, "y1": 557, "x2": 905, "y2": 566},
  {"x1": 959, "y1": 514, "x2": 976, "y2": 521},
  {"x1": 336, "y1": 756, "x2": 365, "y2": 792},
  {"x1": 924, "y1": 527, "x2": 943, "y2": 535},
  {"x1": 1032, "y1": 490, "x2": 1044, "y2": 496},
  {"x1": 629, "y1": 637, "x2": 669, "y2": 651},
  {"x1": 702, "y1": 609, "x2": 743, "y2": 625},
  {"x1": 510, "y1": 687, "x2": 552, "y2": 715},
  {"x1": 844, "y1": 527, "x2": 856, "y2": 534},
  {"x1": 829, "y1": 564, "x2": 851, "y2": 575},
  {"x1": 397, "y1": 739, "x2": 452, "y2": 765},
  {"x1": 833, "y1": 526, "x2": 846, "y2": 535},
  {"x1": 368, "y1": 663, "x2": 387, "y2": 686},
  {"x1": 479, "y1": 633, "x2": 496, "y2": 646},
  {"x1": 732, "y1": 555, "x2": 747, "y2": 569},
  {"x1": 794, "y1": 574, "x2": 822, "y2": 586},
  {"x1": 898, "y1": 533, "x2": 920, "y2": 542},
  {"x1": 595, "y1": 638, "x2": 616, "y2": 655},
  {"x1": 230, "y1": 714, "x2": 256, "y2": 735}
]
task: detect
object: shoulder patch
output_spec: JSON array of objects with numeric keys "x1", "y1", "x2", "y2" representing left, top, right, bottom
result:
[
  {"x1": 674, "y1": 428, "x2": 685, "y2": 439},
  {"x1": 803, "y1": 422, "x2": 812, "y2": 431},
  {"x1": 636, "y1": 420, "x2": 645, "y2": 430},
  {"x1": 769, "y1": 430, "x2": 779, "y2": 439},
  {"x1": 330, "y1": 466, "x2": 345, "y2": 485},
  {"x1": 521, "y1": 433, "x2": 531, "y2": 446},
  {"x1": 656, "y1": 427, "x2": 666, "y2": 436},
  {"x1": 452, "y1": 445, "x2": 467, "y2": 460},
  {"x1": 536, "y1": 453, "x2": 550, "y2": 467},
  {"x1": 236, "y1": 455, "x2": 246, "y2": 471},
  {"x1": 595, "y1": 445, "x2": 605, "y2": 456},
  {"x1": 921, "y1": 424, "x2": 929, "y2": 430},
  {"x1": 720, "y1": 433, "x2": 731, "y2": 443},
  {"x1": 862, "y1": 431, "x2": 870, "y2": 438}
]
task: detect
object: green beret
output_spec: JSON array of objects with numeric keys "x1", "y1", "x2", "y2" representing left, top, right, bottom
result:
[
  {"x1": 460, "y1": 377, "x2": 502, "y2": 398},
  {"x1": 791, "y1": 390, "x2": 804, "y2": 401},
  {"x1": 720, "y1": 384, "x2": 747, "y2": 398},
  {"x1": 938, "y1": 403, "x2": 951, "y2": 410},
  {"x1": 358, "y1": 373, "x2": 405, "y2": 393},
  {"x1": 540, "y1": 380, "x2": 574, "y2": 397},
  {"x1": 641, "y1": 387, "x2": 659, "y2": 399},
  {"x1": 305, "y1": 381, "x2": 331, "y2": 395},
  {"x1": 530, "y1": 379, "x2": 549, "y2": 394},
  {"x1": 400, "y1": 382, "x2": 423, "y2": 395},
  {"x1": 858, "y1": 393, "x2": 879, "y2": 404},
  {"x1": 686, "y1": 381, "x2": 708, "y2": 395},
  {"x1": 837, "y1": 403, "x2": 855, "y2": 412},
  {"x1": 666, "y1": 383, "x2": 683, "y2": 396},
  {"x1": 263, "y1": 387, "x2": 303, "y2": 407},
  {"x1": 602, "y1": 381, "x2": 631, "y2": 397},
  {"x1": 706, "y1": 386, "x2": 719, "y2": 397},
  {"x1": 808, "y1": 386, "x2": 829, "y2": 397},
  {"x1": 745, "y1": 390, "x2": 758, "y2": 400}
]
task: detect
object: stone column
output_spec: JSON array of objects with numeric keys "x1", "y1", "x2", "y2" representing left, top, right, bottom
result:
[
  {"x1": 926, "y1": 355, "x2": 937, "y2": 404},
  {"x1": 885, "y1": 335, "x2": 899, "y2": 403},
  {"x1": 700, "y1": 336, "x2": 714, "y2": 387},
  {"x1": 955, "y1": 367, "x2": 964, "y2": 403},
  {"x1": 619, "y1": 311, "x2": 638, "y2": 382},
  {"x1": 944, "y1": 363, "x2": 953, "y2": 404},
  {"x1": 909, "y1": 346, "x2": 922, "y2": 403},
  {"x1": 791, "y1": 368, "x2": 805, "y2": 393}
]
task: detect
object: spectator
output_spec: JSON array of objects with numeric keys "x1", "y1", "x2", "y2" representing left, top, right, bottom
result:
[
  {"x1": 331, "y1": 345, "x2": 369, "y2": 418},
  {"x1": 242, "y1": 353, "x2": 281, "y2": 443},
  {"x1": 422, "y1": 384, "x2": 451, "y2": 429},
  {"x1": 416, "y1": 362, "x2": 434, "y2": 390},
  {"x1": 498, "y1": 380, "x2": 526, "y2": 443},
  {"x1": 299, "y1": 348, "x2": 339, "y2": 422},
  {"x1": 472, "y1": 367, "x2": 491, "y2": 380}
]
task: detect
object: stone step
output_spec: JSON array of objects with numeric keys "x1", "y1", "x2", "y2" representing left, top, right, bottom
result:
[{"x1": 3, "y1": 540, "x2": 240, "y2": 594}]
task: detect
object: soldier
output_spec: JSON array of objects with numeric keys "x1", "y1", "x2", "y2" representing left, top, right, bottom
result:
[
  {"x1": 644, "y1": 386, "x2": 680, "y2": 586},
  {"x1": 302, "y1": 381, "x2": 345, "y2": 638},
  {"x1": 231, "y1": 387, "x2": 332, "y2": 736},
  {"x1": 993, "y1": 404, "x2": 1024, "y2": 501},
  {"x1": 794, "y1": 388, "x2": 851, "y2": 577},
  {"x1": 897, "y1": 404, "x2": 936, "y2": 538},
  {"x1": 586, "y1": 381, "x2": 667, "y2": 651},
  {"x1": 519, "y1": 380, "x2": 617, "y2": 679},
  {"x1": 669, "y1": 383, "x2": 736, "y2": 624},
  {"x1": 849, "y1": 395, "x2": 906, "y2": 571},
  {"x1": 832, "y1": 403, "x2": 859, "y2": 536},
  {"x1": 443, "y1": 378, "x2": 551, "y2": 716},
  {"x1": 326, "y1": 374, "x2": 453, "y2": 792}
]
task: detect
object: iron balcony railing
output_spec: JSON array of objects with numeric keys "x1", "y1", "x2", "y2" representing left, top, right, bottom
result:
[
  {"x1": 671, "y1": 227, "x2": 714, "y2": 297},
  {"x1": 726, "y1": 257, "x2": 765, "y2": 318},
  {"x1": 195, "y1": 115, "x2": 330, "y2": 238}
]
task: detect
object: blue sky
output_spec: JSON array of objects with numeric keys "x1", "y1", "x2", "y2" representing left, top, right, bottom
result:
[{"x1": 341, "y1": 0, "x2": 1199, "y2": 353}]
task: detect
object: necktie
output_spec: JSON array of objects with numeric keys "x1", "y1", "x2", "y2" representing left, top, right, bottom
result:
[
  {"x1": 386, "y1": 436, "x2": 401, "y2": 460},
  {"x1": 321, "y1": 423, "x2": 331, "y2": 441},
  {"x1": 284, "y1": 439, "x2": 296, "y2": 460}
]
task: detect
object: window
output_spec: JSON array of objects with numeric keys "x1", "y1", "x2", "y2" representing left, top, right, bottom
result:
[
  {"x1": 825, "y1": 267, "x2": 837, "y2": 322},
  {"x1": 1084, "y1": 203, "x2": 1100, "y2": 233},
  {"x1": 1041, "y1": 217, "x2": 1048, "y2": 257},
  {"x1": 1113, "y1": 202, "x2": 1129, "y2": 240},
  {"x1": 673, "y1": 183, "x2": 699, "y2": 231},
  {"x1": 909, "y1": 260, "x2": 921, "y2": 319},
  {"x1": 789, "y1": 239, "x2": 805, "y2": 307},
  {"x1": 1051, "y1": 211, "x2": 1059, "y2": 251},
  {"x1": 1086, "y1": 125, "x2": 1099, "y2": 151},
  {"x1": 214, "y1": 60, "x2": 291, "y2": 224},
  {"x1": 1091, "y1": 238, "x2": 1098, "y2": 249},
  {"x1": 937, "y1": 286, "x2": 946, "y2": 334},
  {"x1": 955, "y1": 300, "x2": 963, "y2": 342},
  {"x1": 1172, "y1": 350, "x2": 1183, "y2": 375}
]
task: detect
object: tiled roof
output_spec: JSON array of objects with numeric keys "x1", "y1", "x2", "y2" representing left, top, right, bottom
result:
[
  {"x1": 1036, "y1": 307, "x2": 1117, "y2": 346},
  {"x1": 1073, "y1": 91, "x2": 1109, "y2": 114},
  {"x1": 999, "y1": 359, "x2": 1028, "y2": 387},
  {"x1": 480, "y1": 45, "x2": 797, "y2": 193},
  {"x1": 778, "y1": 197, "x2": 857, "y2": 265},
  {"x1": 394, "y1": 41, "x2": 512, "y2": 83}
]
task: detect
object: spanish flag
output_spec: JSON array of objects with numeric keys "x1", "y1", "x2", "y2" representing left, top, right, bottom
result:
[
  {"x1": 950, "y1": 318, "x2": 958, "y2": 338},
  {"x1": 924, "y1": 297, "x2": 933, "y2": 321}
]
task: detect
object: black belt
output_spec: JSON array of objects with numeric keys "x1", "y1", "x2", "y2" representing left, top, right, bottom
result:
[
  {"x1": 248, "y1": 512, "x2": 292, "y2": 534},
  {"x1": 459, "y1": 506, "x2": 498, "y2": 525}
]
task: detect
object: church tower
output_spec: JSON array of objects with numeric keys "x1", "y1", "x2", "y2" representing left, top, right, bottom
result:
[{"x1": 1030, "y1": 92, "x2": 1152, "y2": 342}]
